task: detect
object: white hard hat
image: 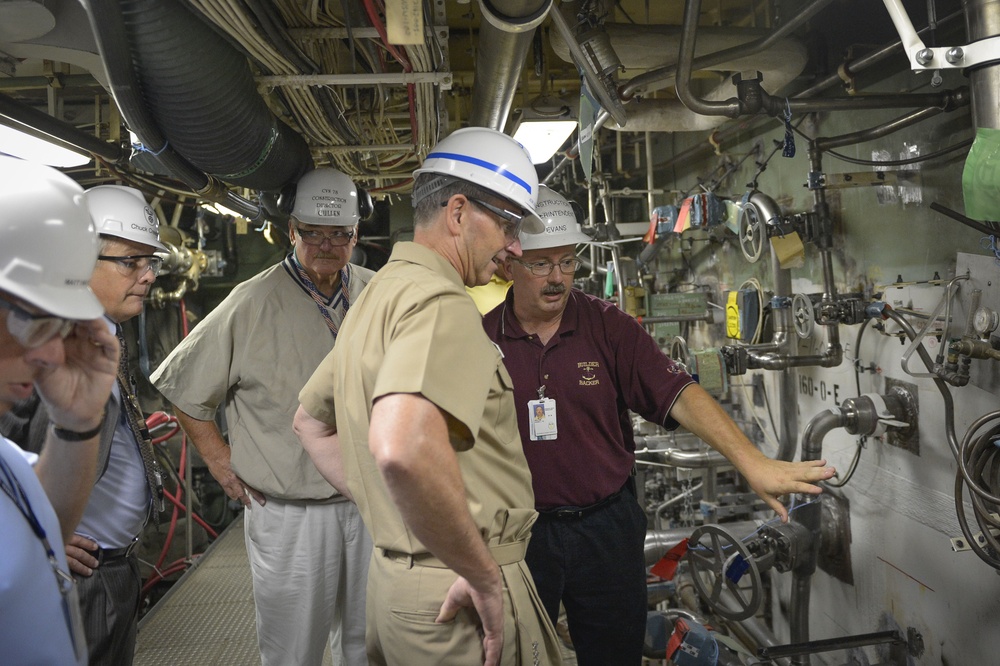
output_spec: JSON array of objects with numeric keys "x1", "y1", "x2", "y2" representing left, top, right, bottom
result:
[
  {"x1": 519, "y1": 185, "x2": 590, "y2": 251},
  {"x1": 412, "y1": 127, "x2": 544, "y2": 234},
  {"x1": 84, "y1": 185, "x2": 168, "y2": 251},
  {"x1": 291, "y1": 168, "x2": 368, "y2": 226},
  {"x1": 0, "y1": 156, "x2": 104, "y2": 319}
]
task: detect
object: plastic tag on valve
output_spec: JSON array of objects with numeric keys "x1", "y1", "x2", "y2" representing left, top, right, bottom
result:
[
  {"x1": 725, "y1": 553, "x2": 751, "y2": 584},
  {"x1": 651, "y1": 538, "x2": 688, "y2": 580}
]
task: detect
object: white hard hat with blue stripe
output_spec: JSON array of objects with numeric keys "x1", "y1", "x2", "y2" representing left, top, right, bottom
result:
[{"x1": 412, "y1": 127, "x2": 544, "y2": 234}]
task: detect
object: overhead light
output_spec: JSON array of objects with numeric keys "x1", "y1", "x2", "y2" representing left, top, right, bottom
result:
[
  {"x1": 0, "y1": 124, "x2": 93, "y2": 168},
  {"x1": 513, "y1": 120, "x2": 578, "y2": 165},
  {"x1": 511, "y1": 95, "x2": 577, "y2": 164},
  {"x1": 201, "y1": 201, "x2": 246, "y2": 218}
]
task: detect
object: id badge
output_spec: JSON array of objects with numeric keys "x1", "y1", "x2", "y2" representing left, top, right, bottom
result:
[{"x1": 528, "y1": 398, "x2": 557, "y2": 441}]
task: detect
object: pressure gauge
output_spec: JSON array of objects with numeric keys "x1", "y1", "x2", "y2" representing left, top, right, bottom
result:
[{"x1": 973, "y1": 306, "x2": 999, "y2": 336}]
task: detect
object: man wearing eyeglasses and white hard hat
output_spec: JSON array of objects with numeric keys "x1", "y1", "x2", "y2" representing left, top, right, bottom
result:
[
  {"x1": 482, "y1": 185, "x2": 837, "y2": 665},
  {"x1": 151, "y1": 167, "x2": 375, "y2": 666},
  {"x1": 1, "y1": 181, "x2": 169, "y2": 665},
  {"x1": 0, "y1": 155, "x2": 120, "y2": 665}
]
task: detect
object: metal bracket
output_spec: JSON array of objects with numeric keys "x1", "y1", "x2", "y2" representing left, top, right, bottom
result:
[
  {"x1": 950, "y1": 513, "x2": 1000, "y2": 552},
  {"x1": 883, "y1": 0, "x2": 1000, "y2": 71}
]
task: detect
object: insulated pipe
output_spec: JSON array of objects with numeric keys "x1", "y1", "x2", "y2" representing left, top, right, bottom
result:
[
  {"x1": 673, "y1": 0, "x2": 833, "y2": 118},
  {"x1": 629, "y1": 0, "x2": 830, "y2": 101},
  {"x1": 549, "y1": 24, "x2": 808, "y2": 132},
  {"x1": 469, "y1": 0, "x2": 551, "y2": 130}
]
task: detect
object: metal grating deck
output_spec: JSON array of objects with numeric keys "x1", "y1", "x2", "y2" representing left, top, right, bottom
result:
[
  {"x1": 133, "y1": 514, "x2": 294, "y2": 665},
  {"x1": 134, "y1": 514, "x2": 577, "y2": 665}
]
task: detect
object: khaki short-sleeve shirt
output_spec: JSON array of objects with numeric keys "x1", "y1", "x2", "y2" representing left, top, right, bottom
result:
[
  {"x1": 299, "y1": 242, "x2": 536, "y2": 554},
  {"x1": 152, "y1": 261, "x2": 374, "y2": 500}
]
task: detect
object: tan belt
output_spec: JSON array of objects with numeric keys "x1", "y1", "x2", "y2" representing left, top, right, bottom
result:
[{"x1": 381, "y1": 539, "x2": 527, "y2": 569}]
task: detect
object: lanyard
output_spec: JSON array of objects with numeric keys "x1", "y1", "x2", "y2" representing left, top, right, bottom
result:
[{"x1": 0, "y1": 450, "x2": 81, "y2": 653}]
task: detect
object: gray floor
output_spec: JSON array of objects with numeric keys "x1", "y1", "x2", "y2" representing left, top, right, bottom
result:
[{"x1": 134, "y1": 515, "x2": 578, "y2": 665}]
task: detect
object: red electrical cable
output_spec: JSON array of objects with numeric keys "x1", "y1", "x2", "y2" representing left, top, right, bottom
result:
[{"x1": 161, "y1": 487, "x2": 219, "y2": 539}]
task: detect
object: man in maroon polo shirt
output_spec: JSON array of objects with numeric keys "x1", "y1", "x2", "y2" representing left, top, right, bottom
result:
[{"x1": 482, "y1": 185, "x2": 836, "y2": 665}]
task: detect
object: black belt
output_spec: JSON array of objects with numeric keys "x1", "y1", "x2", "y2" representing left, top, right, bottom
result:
[
  {"x1": 90, "y1": 539, "x2": 139, "y2": 564},
  {"x1": 538, "y1": 487, "x2": 625, "y2": 521}
]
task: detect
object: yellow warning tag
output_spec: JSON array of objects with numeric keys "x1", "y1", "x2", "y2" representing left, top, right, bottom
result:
[{"x1": 726, "y1": 291, "x2": 740, "y2": 339}]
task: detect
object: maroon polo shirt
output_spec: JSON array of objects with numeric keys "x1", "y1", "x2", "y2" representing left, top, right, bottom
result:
[{"x1": 483, "y1": 289, "x2": 695, "y2": 509}]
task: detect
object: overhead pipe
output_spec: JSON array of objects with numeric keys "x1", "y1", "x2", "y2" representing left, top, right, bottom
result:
[
  {"x1": 0, "y1": 91, "x2": 122, "y2": 163},
  {"x1": 675, "y1": 0, "x2": 967, "y2": 120},
  {"x1": 542, "y1": 7, "x2": 963, "y2": 184},
  {"x1": 469, "y1": 0, "x2": 551, "y2": 130},
  {"x1": 549, "y1": 24, "x2": 807, "y2": 133},
  {"x1": 648, "y1": 9, "x2": 963, "y2": 179}
]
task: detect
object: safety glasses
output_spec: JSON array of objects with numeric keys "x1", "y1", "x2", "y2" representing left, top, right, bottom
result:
[
  {"x1": 97, "y1": 254, "x2": 163, "y2": 277},
  {"x1": 0, "y1": 298, "x2": 75, "y2": 349}
]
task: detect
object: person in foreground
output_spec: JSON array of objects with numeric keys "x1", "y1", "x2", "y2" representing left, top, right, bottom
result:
[
  {"x1": 294, "y1": 127, "x2": 563, "y2": 666},
  {"x1": 0, "y1": 155, "x2": 120, "y2": 665},
  {"x1": 0, "y1": 184, "x2": 169, "y2": 666},
  {"x1": 482, "y1": 185, "x2": 836, "y2": 665}
]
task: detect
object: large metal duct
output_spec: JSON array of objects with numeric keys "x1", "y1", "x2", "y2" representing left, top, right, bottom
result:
[
  {"x1": 469, "y1": 0, "x2": 552, "y2": 130},
  {"x1": 549, "y1": 24, "x2": 807, "y2": 132}
]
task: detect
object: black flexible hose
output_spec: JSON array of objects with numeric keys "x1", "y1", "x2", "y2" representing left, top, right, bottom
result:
[{"x1": 95, "y1": 0, "x2": 313, "y2": 190}]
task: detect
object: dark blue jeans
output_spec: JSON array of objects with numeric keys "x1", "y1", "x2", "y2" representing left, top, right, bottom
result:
[{"x1": 526, "y1": 487, "x2": 648, "y2": 666}]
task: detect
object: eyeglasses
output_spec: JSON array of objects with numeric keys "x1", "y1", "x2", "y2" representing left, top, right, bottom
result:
[
  {"x1": 0, "y1": 298, "x2": 75, "y2": 349},
  {"x1": 98, "y1": 255, "x2": 163, "y2": 277},
  {"x1": 442, "y1": 197, "x2": 525, "y2": 241},
  {"x1": 295, "y1": 227, "x2": 356, "y2": 247},
  {"x1": 468, "y1": 198, "x2": 526, "y2": 241},
  {"x1": 514, "y1": 257, "x2": 582, "y2": 277}
]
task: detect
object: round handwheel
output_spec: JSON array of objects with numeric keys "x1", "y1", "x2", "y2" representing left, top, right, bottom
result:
[
  {"x1": 737, "y1": 203, "x2": 765, "y2": 263},
  {"x1": 791, "y1": 293, "x2": 815, "y2": 339},
  {"x1": 686, "y1": 524, "x2": 763, "y2": 621}
]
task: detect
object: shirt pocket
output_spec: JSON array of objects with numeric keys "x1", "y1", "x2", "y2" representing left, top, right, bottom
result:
[{"x1": 491, "y1": 357, "x2": 521, "y2": 447}]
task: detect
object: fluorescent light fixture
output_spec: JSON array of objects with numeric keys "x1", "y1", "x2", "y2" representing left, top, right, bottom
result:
[
  {"x1": 0, "y1": 124, "x2": 92, "y2": 168},
  {"x1": 513, "y1": 119, "x2": 577, "y2": 165},
  {"x1": 201, "y1": 201, "x2": 246, "y2": 219}
]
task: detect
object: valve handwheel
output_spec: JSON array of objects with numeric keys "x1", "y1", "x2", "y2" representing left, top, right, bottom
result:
[
  {"x1": 687, "y1": 524, "x2": 763, "y2": 621},
  {"x1": 738, "y1": 203, "x2": 765, "y2": 263},
  {"x1": 792, "y1": 293, "x2": 815, "y2": 339}
]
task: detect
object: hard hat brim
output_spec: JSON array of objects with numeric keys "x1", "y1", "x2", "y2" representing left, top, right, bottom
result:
[{"x1": 9, "y1": 282, "x2": 106, "y2": 321}]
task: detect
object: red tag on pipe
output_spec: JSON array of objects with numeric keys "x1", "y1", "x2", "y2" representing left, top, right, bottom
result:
[{"x1": 650, "y1": 538, "x2": 689, "y2": 580}]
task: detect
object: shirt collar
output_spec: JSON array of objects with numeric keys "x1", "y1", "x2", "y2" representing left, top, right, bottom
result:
[
  {"x1": 500, "y1": 288, "x2": 580, "y2": 340},
  {"x1": 389, "y1": 242, "x2": 466, "y2": 289}
]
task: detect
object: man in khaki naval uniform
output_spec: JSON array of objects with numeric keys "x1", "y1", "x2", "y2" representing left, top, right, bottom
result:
[{"x1": 295, "y1": 127, "x2": 562, "y2": 666}]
